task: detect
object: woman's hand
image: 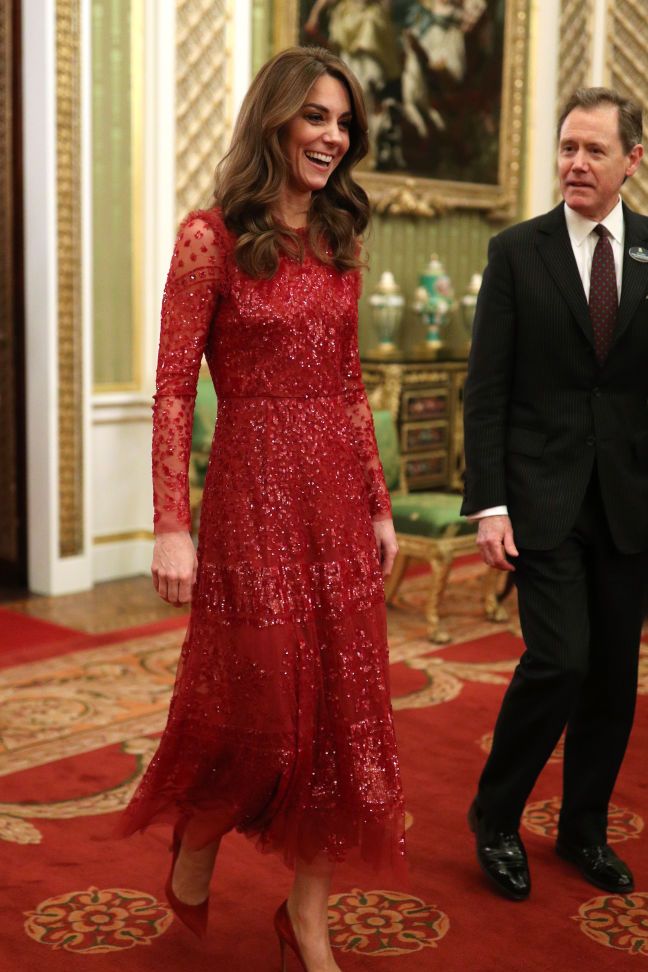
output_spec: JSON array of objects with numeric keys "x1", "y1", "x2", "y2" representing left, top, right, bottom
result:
[
  {"x1": 372, "y1": 518, "x2": 399, "y2": 577},
  {"x1": 151, "y1": 530, "x2": 198, "y2": 606}
]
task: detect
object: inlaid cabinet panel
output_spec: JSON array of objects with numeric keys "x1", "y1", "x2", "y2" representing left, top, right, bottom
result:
[{"x1": 362, "y1": 357, "x2": 467, "y2": 494}]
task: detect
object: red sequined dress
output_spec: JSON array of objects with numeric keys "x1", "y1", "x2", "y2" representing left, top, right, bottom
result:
[{"x1": 119, "y1": 209, "x2": 406, "y2": 875}]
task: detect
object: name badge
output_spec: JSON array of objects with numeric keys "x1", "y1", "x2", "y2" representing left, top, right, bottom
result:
[{"x1": 629, "y1": 246, "x2": 648, "y2": 263}]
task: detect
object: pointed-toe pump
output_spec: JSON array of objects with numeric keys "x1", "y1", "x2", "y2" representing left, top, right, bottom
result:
[
  {"x1": 165, "y1": 822, "x2": 209, "y2": 938},
  {"x1": 274, "y1": 900, "x2": 307, "y2": 971}
]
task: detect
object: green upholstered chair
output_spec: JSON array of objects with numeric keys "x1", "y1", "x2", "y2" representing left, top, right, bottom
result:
[
  {"x1": 189, "y1": 369, "x2": 218, "y2": 533},
  {"x1": 373, "y1": 409, "x2": 506, "y2": 643}
]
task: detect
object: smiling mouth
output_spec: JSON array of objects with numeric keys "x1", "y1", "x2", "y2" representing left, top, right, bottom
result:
[{"x1": 305, "y1": 151, "x2": 333, "y2": 169}]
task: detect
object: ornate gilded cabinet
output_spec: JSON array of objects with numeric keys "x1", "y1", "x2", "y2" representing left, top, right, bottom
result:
[{"x1": 362, "y1": 355, "x2": 468, "y2": 493}]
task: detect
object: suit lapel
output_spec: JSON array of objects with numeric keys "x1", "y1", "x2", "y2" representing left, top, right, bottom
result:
[
  {"x1": 613, "y1": 204, "x2": 648, "y2": 350},
  {"x1": 534, "y1": 204, "x2": 595, "y2": 351}
]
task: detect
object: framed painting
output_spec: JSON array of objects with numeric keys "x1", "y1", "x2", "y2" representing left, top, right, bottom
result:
[{"x1": 271, "y1": 0, "x2": 529, "y2": 219}]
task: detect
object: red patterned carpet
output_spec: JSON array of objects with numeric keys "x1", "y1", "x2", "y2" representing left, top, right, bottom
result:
[{"x1": 1, "y1": 564, "x2": 647, "y2": 971}]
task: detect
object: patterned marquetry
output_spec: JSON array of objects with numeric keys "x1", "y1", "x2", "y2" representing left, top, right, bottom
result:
[
  {"x1": 557, "y1": 0, "x2": 593, "y2": 115},
  {"x1": 361, "y1": 360, "x2": 467, "y2": 492},
  {"x1": 555, "y1": 0, "x2": 593, "y2": 201},
  {"x1": 175, "y1": 0, "x2": 230, "y2": 220},
  {"x1": 607, "y1": 0, "x2": 648, "y2": 214},
  {"x1": 56, "y1": 0, "x2": 84, "y2": 557}
]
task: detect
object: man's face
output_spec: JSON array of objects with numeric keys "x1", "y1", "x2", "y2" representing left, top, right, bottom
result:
[{"x1": 558, "y1": 104, "x2": 643, "y2": 221}]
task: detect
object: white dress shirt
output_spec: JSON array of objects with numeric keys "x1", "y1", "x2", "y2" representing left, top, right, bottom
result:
[
  {"x1": 564, "y1": 197, "x2": 624, "y2": 299},
  {"x1": 467, "y1": 197, "x2": 625, "y2": 521}
]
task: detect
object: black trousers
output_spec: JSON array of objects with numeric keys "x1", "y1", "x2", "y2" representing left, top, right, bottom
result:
[{"x1": 477, "y1": 471, "x2": 648, "y2": 845}]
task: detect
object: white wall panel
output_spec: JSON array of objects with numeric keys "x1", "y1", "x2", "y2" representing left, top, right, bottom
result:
[
  {"x1": 91, "y1": 408, "x2": 153, "y2": 537},
  {"x1": 89, "y1": 0, "x2": 176, "y2": 583},
  {"x1": 24, "y1": 0, "x2": 94, "y2": 594},
  {"x1": 524, "y1": 0, "x2": 561, "y2": 217}
]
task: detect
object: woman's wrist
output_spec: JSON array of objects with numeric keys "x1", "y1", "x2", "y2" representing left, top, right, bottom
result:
[{"x1": 154, "y1": 528, "x2": 192, "y2": 541}]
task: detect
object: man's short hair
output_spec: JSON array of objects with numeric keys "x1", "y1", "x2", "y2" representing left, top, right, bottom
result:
[{"x1": 557, "y1": 87, "x2": 643, "y2": 153}]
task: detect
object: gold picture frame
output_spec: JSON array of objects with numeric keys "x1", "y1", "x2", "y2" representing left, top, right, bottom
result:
[{"x1": 272, "y1": 0, "x2": 529, "y2": 220}]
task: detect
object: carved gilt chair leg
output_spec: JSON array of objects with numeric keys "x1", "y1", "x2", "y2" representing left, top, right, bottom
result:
[
  {"x1": 384, "y1": 550, "x2": 409, "y2": 603},
  {"x1": 425, "y1": 550, "x2": 453, "y2": 643},
  {"x1": 483, "y1": 567, "x2": 509, "y2": 622}
]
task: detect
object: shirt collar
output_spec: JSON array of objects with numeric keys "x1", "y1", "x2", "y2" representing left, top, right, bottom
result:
[{"x1": 564, "y1": 197, "x2": 624, "y2": 246}]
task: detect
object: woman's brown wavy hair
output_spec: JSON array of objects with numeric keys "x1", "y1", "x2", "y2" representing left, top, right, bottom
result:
[{"x1": 213, "y1": 46, "x2": 370, "y2": 279}]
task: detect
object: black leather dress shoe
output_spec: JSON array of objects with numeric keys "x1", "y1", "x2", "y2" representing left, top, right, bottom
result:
[
  {"x1": 556, "y1": 838, "x2": 634, "y2": 893},
  {"x1": 468, "y1": 801, "x2": 531, "y2": 901}
]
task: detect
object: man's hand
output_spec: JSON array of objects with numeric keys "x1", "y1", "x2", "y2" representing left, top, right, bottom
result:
[
  {"x1": 476, "y1": 514, "x2": 519, "y2": 572},
  {"x1": 151, "y1": 530, "x2": 198, "y2": 606}
]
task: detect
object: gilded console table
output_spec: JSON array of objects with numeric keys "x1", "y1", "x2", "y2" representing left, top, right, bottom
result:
[{"x1": 362, "y1": 354, "x2": 468, "y2": 493}]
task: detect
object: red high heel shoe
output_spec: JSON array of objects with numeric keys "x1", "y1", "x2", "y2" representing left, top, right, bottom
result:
[
  {"x1": 274, "y1": 900, "x2": 307, "y2": 971},
  {"x1": 164, "y1": 822, "x2": 209, "y2": 938}
]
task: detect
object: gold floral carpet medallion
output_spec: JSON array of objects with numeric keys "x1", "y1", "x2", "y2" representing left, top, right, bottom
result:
[
  {"x1": 328, "y1": 889, "x2": 449, "y2": 955},
  {"x1": 523, "y1": 798, "x2": 643, "y2": 844},
  {"x1": 574, "y1": 892, "x2": 648, "y2": 956},
  {"x1": 24, "y1": 886, "x2": 173, "y2": 953}
]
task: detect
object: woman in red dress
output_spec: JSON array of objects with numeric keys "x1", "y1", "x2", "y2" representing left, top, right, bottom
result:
[{"x1": 119, "y1": 46, "x2": 406, "y2": 970}]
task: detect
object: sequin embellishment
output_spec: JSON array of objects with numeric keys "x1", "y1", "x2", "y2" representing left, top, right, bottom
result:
[{"x1": 120, "y1": 209, "x2": 406, "y2": 876}]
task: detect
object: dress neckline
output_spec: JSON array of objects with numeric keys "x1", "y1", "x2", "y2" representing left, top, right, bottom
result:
[{"x1": 275, "y1": 218, "x2": 308, "y2": 235}]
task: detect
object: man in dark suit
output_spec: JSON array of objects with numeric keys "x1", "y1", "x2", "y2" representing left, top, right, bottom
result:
[{"x1": 462, "y1": 87, "x2": 648, "y2": 900}]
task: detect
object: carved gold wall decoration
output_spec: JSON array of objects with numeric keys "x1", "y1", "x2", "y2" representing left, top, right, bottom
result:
[
  {"x1": 56, "y1": 0, "x2": 84, "y2": 557},
  {"x1": 175, "y1": 0, "x2": 231, "y2": 221},
  {"x1": 273, "y1": 0, "x2": 530, "y2": 221},
  {"x1": 607, "y1": 0, "x2": 648, "y2": 214},
  {"x1": 557, "y1": 0, "x2": 593, "y2": 115},
  {"x1": 555, "y1": 1, "x2": 594, "y2": 201}
]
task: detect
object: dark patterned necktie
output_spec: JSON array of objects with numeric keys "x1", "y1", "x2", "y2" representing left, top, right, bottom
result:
[{"x1": 589, "y1": 224, "x2": 617, "y2": 364}]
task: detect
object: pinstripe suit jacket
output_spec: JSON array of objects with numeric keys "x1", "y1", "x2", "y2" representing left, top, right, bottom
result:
[{"x1": 461, "y1": 201, "x2": 648, "y2": 553}]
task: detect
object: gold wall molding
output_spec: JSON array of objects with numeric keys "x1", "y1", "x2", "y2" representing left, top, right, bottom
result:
[
  {"x1": 175, "y1": 0, "x2": 231, "y2": 220},
  {"x1": 93, "y1": 529, "x2": 155, "y2": 544},
  {"x1": 56, "y1": 0, "x2": 84, "y2": 558},
  {"x1": 607, "y1": 0, "x2": 648, "y2": 214},
  {"x1": 91, "y1": 413, "x2": 151, "y2": 425}
]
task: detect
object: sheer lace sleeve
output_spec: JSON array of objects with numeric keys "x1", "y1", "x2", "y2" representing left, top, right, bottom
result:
[
  {"x1": 152, "y1": 213, "x2": 226, "y2": 534},
  {"x1": 340, "y1": 270, "x2": 392, "y2": 521}
]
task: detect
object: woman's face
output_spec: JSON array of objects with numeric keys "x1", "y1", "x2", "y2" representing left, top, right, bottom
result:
[{"x1": 280, "y1": 74, "x2": 352, "y2": 195}]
